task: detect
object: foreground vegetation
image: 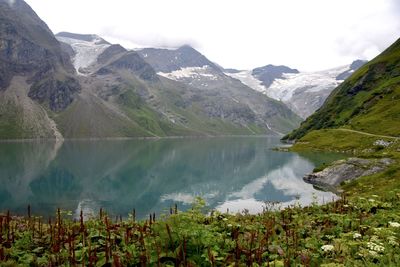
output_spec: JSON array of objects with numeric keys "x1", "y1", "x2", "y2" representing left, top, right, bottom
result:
[{"x1": 1, "y1": 189, "x2": 400, "y2": 266}]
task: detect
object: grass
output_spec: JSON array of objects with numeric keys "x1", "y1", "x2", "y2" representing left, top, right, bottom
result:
[
  {"x1": 290, "y1": 127, "x2": 400, "y2": 195},
  {"x1": 290, "y1": 129, "x2": 397, "y2": 155}
]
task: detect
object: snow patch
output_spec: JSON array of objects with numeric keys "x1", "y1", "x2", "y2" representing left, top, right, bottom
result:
[
  {"x1": 56, "y1": 36, "x2": 110, "y2": 75},
  {"x1": 226, "y1": 65, "x2": 349, "y2": 103},
  {"x1": 157, "y1": 66, "x2": 218, "y2": 81},
  {"x1": 266, "y1": 65, "x2": 348, "y2": 101},
  {"x1": 225, "y1": 70, "x2": 267, "y2": 93}
]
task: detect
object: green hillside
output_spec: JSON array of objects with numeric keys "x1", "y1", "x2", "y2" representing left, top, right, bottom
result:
[{"x1": 283, "y1": 38, "x2": 400, "y2": 141}]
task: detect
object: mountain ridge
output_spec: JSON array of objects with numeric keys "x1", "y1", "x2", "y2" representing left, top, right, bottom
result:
[
  {"x1": 0, "y1": 0, "x2": 302, "y2": 140},
  {"x1": 226, "y1": 61, "x2": 367, "y2": 118}
]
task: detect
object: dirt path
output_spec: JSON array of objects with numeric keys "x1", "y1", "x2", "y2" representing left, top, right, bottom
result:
[{"x1": 334, "y1": 128, "x2": 399, "y2": 140}]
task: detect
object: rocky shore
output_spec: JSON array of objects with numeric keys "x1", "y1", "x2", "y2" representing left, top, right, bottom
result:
[{"x1": 304, "y1": 157, "x2": 393, "y2": 191}]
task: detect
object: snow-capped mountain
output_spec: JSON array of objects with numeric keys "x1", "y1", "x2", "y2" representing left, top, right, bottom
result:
[
  {"x1": 138, "y1": 46, "x2": 302, "y2": 134},
  {"x1": 225, "y1": 61, "x2": 367, "y2": 118},
  {"x1": 56, "y1": 32, "x2": 111, "y2": 75}
]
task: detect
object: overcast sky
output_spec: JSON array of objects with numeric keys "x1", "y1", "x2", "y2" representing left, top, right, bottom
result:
[{"x1": 25, "y1": 0, "x2": 400, "y2": 71}]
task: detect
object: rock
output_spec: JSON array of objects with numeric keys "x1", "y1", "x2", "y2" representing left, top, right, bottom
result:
[
  {"x1": 304, "y1": 157, "x2": 394, "y2": 189},
  {"x1": 28, "y1": 77, "x2": 80, "y2": 111},
  {"x1": 374, "y1": 139, "x2": 392, "y2": 147}
]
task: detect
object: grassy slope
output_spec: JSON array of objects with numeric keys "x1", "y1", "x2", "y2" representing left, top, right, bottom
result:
[
  {"x1": 285, "y1": 37, "x2": 400, "y2": 197},
  {"x1": 269, "y1": 38, "x2": 400, "y2": 264},
  {"x1": 283, "y1": 38, "x2": 400, "y2": 141}
]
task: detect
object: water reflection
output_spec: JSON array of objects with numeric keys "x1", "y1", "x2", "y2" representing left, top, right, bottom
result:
[{"x1": 0, "y1": 137, "x2": 342, "y2": 219}]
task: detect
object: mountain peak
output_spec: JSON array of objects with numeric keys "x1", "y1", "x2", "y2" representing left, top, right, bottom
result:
[
  {"x1": 350, "y1": 59, "x2": 368, "y2": 70},
  {"x1": 178, "y1": 44, "x2": 196, "y2": 51},
  {"x1": 335, "y1": 59, "x2": 367, "y2": 80},
  {"x1": 251, "y1": 64, "x2": 299, "y2": 88},
  {"x1": 56, "y1": 32, "x2": 110, "y2": 45},
  {"x1": 138, "y1": 45, "x2": 217, "y2": 73}
]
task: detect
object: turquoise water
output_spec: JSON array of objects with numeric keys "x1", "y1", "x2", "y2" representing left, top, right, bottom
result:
[{"x1": 0, "y1": 137, "x2": 342, "y2": 219}]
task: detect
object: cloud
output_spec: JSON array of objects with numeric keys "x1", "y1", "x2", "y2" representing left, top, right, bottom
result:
[{"x1": 24, "y1": 0, "x2": 400, "y2": 71}]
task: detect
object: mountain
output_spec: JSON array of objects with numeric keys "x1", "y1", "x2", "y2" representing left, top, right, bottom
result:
[
  {"x1": 0, "y1": 0, "x2": 80, "y2": 139},
  {"x1": 0, "y1": 0, "x2": 301, "y2": 139},
  {"x1": 283, "y1": 38, "x2": 400, "y2": 141},
  {"x1": 138, "y1": 46, "x2": 301, "y2": 135},
  {"x1": 335, "y1": 60, "x2": 368, "y2": 81},
  {"x1": 226, "y1": 61, "x2": 366, "y2": 118},
  {"x1": 55, "y1": 32, "x2": 111, "y2": 75},
  {"x1": 57, "y1": 34, "x2": 301, "y2": 136},
  {"x1": 252, "y1": 65, "x2": 299, "y2": 88}
]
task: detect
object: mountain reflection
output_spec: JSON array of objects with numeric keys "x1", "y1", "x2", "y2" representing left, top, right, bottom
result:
[{"x1": 0, "y1": 137, "x2": 342, "y2": 219}]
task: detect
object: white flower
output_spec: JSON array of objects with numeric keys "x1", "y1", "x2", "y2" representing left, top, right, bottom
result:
[
  {"x1": 353, "y1": 233, "x2": 362, "y2": 239},
  {"x1": 222, "y1": 218, "x2": 228, "y2": 221},
  {"x1": 321, "y1": 245, "x2": 334, "y2": 252},
  {"x1": 369, "y1": 250, "x2": 378, "y2": 257},
  {"x1": 368, "y1": 198, "x2": 375, "y2": 202},
  {"x1": 227, "y1": 224, "x2": 232, "y2": 227},
  {"x1": 389, "y1": 221, "x2": 400, "y2": 228},
  {"x1": 389, "y1": 240, "x2": 399, "y2": 246},
  {"x1": 388, "y1": 236, "x2": 398, "y2": 246},
  {"x1": 367, "y1": 242, "x2": 385, "y2": 253}
]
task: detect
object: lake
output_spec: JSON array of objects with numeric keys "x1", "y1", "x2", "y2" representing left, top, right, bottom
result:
[{"x1": 0, "y1": 137, "x2": 342, "y2": 220}]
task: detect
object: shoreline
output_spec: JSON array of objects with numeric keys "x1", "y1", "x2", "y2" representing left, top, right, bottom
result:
[{"x1": 0, "y1": 134, "x2": 281, "y2": 143}]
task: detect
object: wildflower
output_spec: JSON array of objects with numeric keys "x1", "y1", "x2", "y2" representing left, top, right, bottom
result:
[
  {"x1": 222, "y1": 218, "x2": 228, "y2": 221},
  {"x1": 389, "y1": 221, "x2": 400, "y2": 228},
  {"x1": 321, "y1": 245, "x2": 334, "y2": 252},
  {"x1": 353, "y1": 233, "x2": 362, "y2": 239},
  {"x1": 227, "y1": 224, "x2": 232, "y2": 227},
  {"x1": 388, "y1": 236, "x2": 398, "y2": 246},
  {"x1": 367, "y1": 242, "x2": 385, "y2": 253},
  {"x1": 368, "y1": 198, "x2": 375, "y2": 202}
]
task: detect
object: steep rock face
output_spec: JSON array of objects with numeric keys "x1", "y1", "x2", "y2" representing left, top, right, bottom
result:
[
  {"x1": 96, "y1": 44, "x2": 127, "y2": 64},
  {"x1": 0, "y1": 0, "x2": 80, "y2": 111},
  {"x1": 284, "y1": 38, "x2": 400, "y2": 140},
  {"x1": 139, "y1": 46, "x2": 302, "y2": 134},
  {"x1": 28, "y1": 77, "x2": 80, "y2": 111},
  {"x1": 100, "y1": 52, "x2": 158, "y2": 82}
]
